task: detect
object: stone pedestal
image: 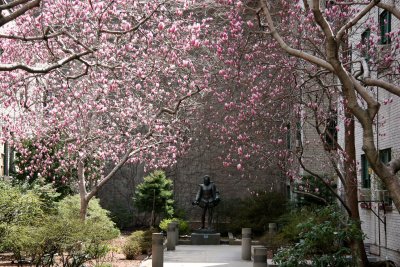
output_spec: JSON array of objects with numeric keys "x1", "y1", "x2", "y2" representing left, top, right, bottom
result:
[
  {"x1": 152, "y1": 233, "x2": 164, "y2": 267},
  {"x1": 241, "y1": 228, "x2": 252, "y2": 260},
  {"x1": 167, "y1": 222, "x2": 176, "y2": 251},
  {"x1": 253, "y1": 247, "x2": 267, "y2": 267},
  {"x1": 191, "y1": 231, "x2": 221, "y2": 245}
]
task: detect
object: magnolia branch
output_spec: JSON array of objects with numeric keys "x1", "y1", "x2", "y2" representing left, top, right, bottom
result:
[
  {"x1": 158, "y1": 86, "x2": 201, "y2": 116},
  {"x1": 377, "y1": 2, "x2": 400, "y2": 20},
  {"x1": 87, "y1": 141, "x2": 162, "y2": 200},
  {"x1": 0, "y1": 0, "x2": 37, "y2": 9},
  {"x1": 312, "y1": 0, "x2": 335, "y2": 39},
  {"x1": 0, "y1": 31, "x2": 63, "y2": 41},
  {"x1": 298, "y1": 157, "x2": 351, "y2": 214},
  {"x1": 259, "y1": 0, "x2": 334, "y2": 72},
  {"x1": 350, "y1": 76, "x2": 379, "y2": 120},
  {"x1": 336, "y1": 0, "x2": 380, "y2": 42},
  {"x1": 364, "y1": 78, "x2": 400, "y2": 97},
  {"x1": 292, "y1": 190, "x2": 328, "y2": 204},
  {"x1": 0, "y1": 50, "x2": 92, "y2": 73},
  {"x1": 100, "y1": 3, "x2": 162, "y2": 35},
  {"x1": 0, "y1": 0, "x2": 40, "y2": 26}
]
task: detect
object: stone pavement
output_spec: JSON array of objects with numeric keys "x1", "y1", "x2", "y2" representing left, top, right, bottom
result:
[{"x1": 139, "y1": 245, "x2": 255, "y2": 267}]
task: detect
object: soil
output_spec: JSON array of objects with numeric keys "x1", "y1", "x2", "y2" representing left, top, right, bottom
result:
[{"x1": 0, "y1": 234, "x2": 145, "y2": 267}]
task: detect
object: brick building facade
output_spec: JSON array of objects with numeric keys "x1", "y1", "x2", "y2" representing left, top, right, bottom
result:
[{"x1": 346, "y1": 1, "x2": 400, "y2": 264}]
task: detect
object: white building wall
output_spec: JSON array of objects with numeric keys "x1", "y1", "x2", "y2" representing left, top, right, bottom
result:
[{"x1": 348, "y1": 1, "x2": 400, "y2": 264}]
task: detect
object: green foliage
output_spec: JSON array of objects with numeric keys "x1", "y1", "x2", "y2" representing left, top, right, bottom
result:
[
  {"x1": 159, "y1": 217, "x2": 190, "y2": 235},
  {"x1": 109, "y1": 204, "x2": 135, "y2": 230},
  {"x1": 122, "y1": 229, "x2": 156, "y2": 260},
  {"x1": 0, "y1": 185, "x2": 119, "y2": 267},
  {"x1": 0, "y1": 180, "x2": 45, "y2": 253},
  {"x1": 133, "y1": 170, "x2": 174, "y2": 224},
  {"x1": 294, "y1": 175, "x2": 337, "y2": 207},
  {"x1": 273, "y1": 205, "x2": 364, "y2": 267},
  {"x1": 220, "y1": 192, "x2": 287, "y2": 235},
  {"x1": 270, "y1": 207, "x2": 316, "y2": 245}
]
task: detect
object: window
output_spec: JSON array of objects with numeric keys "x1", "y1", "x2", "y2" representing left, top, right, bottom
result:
[
  {"x1": 379, "y1": 148, "x2": 391, "y2": 164},
  {"x1": 296, "y1": 122, "x2": 302, "y2": 143},
  {"x1": 361, "y1": 29, "x2": 371, "y2": 60},
  {"x1": 324, "y1": 115, "x2": 337, "y2": 150},
  {"x1": 361, "y1": 154, "x2": 371, "y2": 188},
  {"x1": 380, "y1": 11, "x2": 391, "y2": 44},
  {"x1": 378, "y1": 148, "x2": 392, "y2": 205}
]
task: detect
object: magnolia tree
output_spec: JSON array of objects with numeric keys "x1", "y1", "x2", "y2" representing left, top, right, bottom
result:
[
  {"x1": 198, "y1": 1, "x2": 297, "y2": 174},
  {"x1": 195, "y1": 1, "x2": 396, "y2": 266},
  {"x1": 0, "y1": 0, "x2": 217, "y2": 219},
  {"x1": 255, "y1": 0, "x2": 400, "y2": 213},
  {"x1": 208, "y1": 1, "x2": 400, "y2": 265}
]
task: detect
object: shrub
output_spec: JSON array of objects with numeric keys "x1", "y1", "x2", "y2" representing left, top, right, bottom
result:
[
  {"x1": 0, "y1": 191, "x2": 119, "y2": 267},
  {"x1": 122, "y1": 229, "x2": 156, "y2": 260},
  {"x1": 159, "y1": 218, "x2": 190, "y2": 235},
  {"x1": 273, "y1": 205, "x2": 364, "y2": 267},
  {"x1": 0, "y1": 180, "x2": 45, "y2": 255},
  {"x1": 266, "y1": 207, "x2": 315, "y2": 246},
  {"x1": 219, "y1": 192, "x2": 287, "y2": 235},
  {"x1": 133, "y1": 170, "x2": 174, "y2": 226}
]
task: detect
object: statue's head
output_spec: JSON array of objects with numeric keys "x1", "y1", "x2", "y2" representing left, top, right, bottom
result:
[{"x1": 203, "y1": 175, "x2": 210, "y2": 186}]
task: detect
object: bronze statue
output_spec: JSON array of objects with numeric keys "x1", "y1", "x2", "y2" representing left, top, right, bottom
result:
[{"x1": 192, "y1": 175, "x2": 220, "y2": 229}]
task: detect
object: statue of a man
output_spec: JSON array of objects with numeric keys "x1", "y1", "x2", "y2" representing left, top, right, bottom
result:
[{"x1": 192, "y1": 175, "x2": 220, "y2": 229}]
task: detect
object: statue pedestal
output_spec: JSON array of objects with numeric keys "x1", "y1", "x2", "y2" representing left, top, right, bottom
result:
[{"x1": 191, "y1": 230, "x2": 220, "y2": 245}]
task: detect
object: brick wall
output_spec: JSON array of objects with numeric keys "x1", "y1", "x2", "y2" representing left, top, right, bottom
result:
[{"x1": 350, "y1": 2, "x2": 400, "y2": 265}]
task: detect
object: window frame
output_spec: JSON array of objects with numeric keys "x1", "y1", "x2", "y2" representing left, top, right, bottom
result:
[{"x1": 379, "y1": 10, "x2": 392, "y2": 45}]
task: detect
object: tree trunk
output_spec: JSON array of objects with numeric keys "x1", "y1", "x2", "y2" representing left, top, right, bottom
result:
[
  {"x1": 344, "y1": 109, "x2": 368, "y2": 267},
  {"x1": 78, "y1": 160, "x2": 88, "y2": 220}
]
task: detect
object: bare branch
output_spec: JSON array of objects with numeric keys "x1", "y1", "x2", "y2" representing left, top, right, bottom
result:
[
  {"x1": 299, "y1": 158, "x2": 351, "y2": 214},
  {"x1": 293, "y1": 190, "x2": 328, "y2": 204},
  {"x1": 86, "y1": 141, "x2": 161, "y2": 200},
  {"x1": 364, "y1": 78, "x2": 400, "y2": 97},
  {"x1": 350, "y1": 76, "x2": 380, "y2": 119},
  {"x1": 0, "y1": 50, "x2": 92, "y2": 73},
  {"x1": 389, "y1": 158, "x2": 400, "y2": 174},
  {"x1": 336, "y1": 0, "x2": 380, "y2": 42},
  {"x1": 377, "y1": 2, "x2": 400, "y2": 20},
  {"x1": 100, "y1": 3, "x2": 162, "y2": 35},
  {"x1": 158, "y1": 86, "x2": 201, "y2": 116},
  {"x1": 312, "y1": 0, "x2": 335, "y2": 39},
  {"x1": 0, "y1": 0, "x2": 36, "y2": 10},
  {"x1": 0, "y1": 31, "x2": 63, "y2": 41},
  {"x1": 0, "y1": 0, "x2": 40, "y2": 27}
]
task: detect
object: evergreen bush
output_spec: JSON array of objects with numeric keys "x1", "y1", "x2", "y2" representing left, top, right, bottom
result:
[
  {"x1": 159, "y1": 217, "x2": 190, "y2": 235},
  {"x1": 133, "y1": 170, "x2": 174, "y2": 226},
  {"x1": 122, "y1": 229, "x2": 156, "y2": 260}
]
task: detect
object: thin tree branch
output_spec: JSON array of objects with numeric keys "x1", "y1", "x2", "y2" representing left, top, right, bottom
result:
[
  {"x1": 336, "y1": 0, "x2": 380, "y2": 42},
  {"x1": 0, "y1": 0, "x2": 40, "y2": 26},
  {"x1": 0, "y1": 50, "x2": 92, "y2": 73},
  {"x1": 259, "y1": 0, "x2": 334, "y2": 72}
]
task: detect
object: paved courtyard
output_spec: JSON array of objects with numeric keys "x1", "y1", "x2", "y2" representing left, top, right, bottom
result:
[{"x1": 140, "y1": 245, "x2": 255, "y2": 267}]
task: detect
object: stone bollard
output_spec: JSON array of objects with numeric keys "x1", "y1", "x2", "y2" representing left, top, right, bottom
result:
[
  {"x1": 167, "y1": 222, "x2": 176, "y2": 251},
  {"x1": 253, "y1": 247, "x2": 267, "y2": 267},
  {"x1": 241, "y1": 228, "x2": 252, "y2": 260},
  {"x1": 152, "y1": 233, "x2": 164, "y2": 267},
  {"x1": 268, "y1": 223, "x2": 277, "y2": 234},
  {"x1": 172, "y1": 220, "x2": 179, "y2": 246}
]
